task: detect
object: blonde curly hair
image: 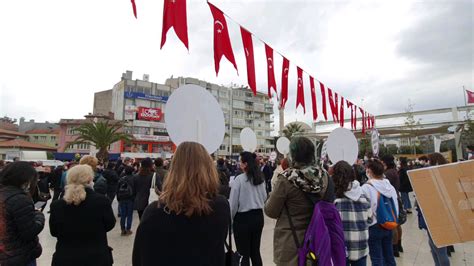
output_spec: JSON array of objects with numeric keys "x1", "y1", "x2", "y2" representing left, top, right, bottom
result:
[
  {"x1": 79, "y1": 155, "x2": 98, "y2": 171},
  {"x1": 63, "y1": 165, "x2": 94, "y2": 206}
]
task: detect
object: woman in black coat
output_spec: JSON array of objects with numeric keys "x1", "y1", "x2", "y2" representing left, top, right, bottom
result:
[
  {"x1": 398, "y1": 158, "x2": 413, "y2": 212},
  {"x1": 49, "y1": 164, "x2": 116, "y2": 266},
  {"x1": 132, "y1": 142, "x2": 230, "y2": 266},
  {"x1": 0, "y1": 162, "x2": 45, "y2": 266},
  {"x1": 133, "y1": 158, "x2": 154, "y2": 220}
]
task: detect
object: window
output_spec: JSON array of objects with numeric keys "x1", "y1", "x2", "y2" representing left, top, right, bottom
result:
[
  {"x1": 51, "y1": 136, "x2": 56, "y2": 141},
  {"x1": 220, "y1": 145, "x2": 226, "y2": 151},
  {"x1": 66, "y1": 127, "x2": 77, "y2": 135},
  {"x1": 33, "y1": 136, "x2": 39, "y2": 140},
  {"x1": 40, "y1": 136, "x2": 47, "y2": 141}
]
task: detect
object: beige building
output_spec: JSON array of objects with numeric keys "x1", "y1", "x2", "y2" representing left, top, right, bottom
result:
[
  {"x1": 26, "y1": 128, "x2": 59, "y2": 148},
  {"x1": 93, "y1": 71, "x2": 275, "y2": 158}
]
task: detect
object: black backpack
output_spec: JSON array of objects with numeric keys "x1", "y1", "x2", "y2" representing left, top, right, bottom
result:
[{"x1": 117, "y1": 177, "x2": 133, "y2": 201}]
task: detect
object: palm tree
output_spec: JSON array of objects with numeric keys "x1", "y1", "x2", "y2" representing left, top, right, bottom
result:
[
  {"x1": 68, "y1": 120, "x2": 132, "y2": 164},
  {"x1": 282, "y1": 123, "x2": 304, "y2": 139}
]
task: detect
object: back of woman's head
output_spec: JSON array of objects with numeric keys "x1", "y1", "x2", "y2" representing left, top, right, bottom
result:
[
  {"x1": 0, "y1": 161, "x2": 37, "y2": 188},
  {"x1": 154, "y1": 158, "x2": 164, "y2": 168},
  {"x1": 240, "y1": 151, "x2": 264, "y2": 186},
  {"x1": 139, "y1": 158, "x2": 153, "y2": 176},
  {"x1": 400, "y1": 157, "x2": 408, "y2": 168},
  {"x1": 79, "y1": 155, "x2": 98, "y2": 172},
  {"x1": 160, "y1": 142, "x2": 219, "y2": 217},
  {"x1": 124, "y1": 165, "x2": 135, "y2": 176},
  {"x1": 333, "y1": 161, "x2": 356, "y2": 198},
  {"x1": 428, "y1": 153, "x2": 448, "y2": 166},
  {"x1": 64, "y1": 165, "x2": 94, "y2": 206},
  {"x1": 289, "y1": 137, "x2": 315, "y2": 166},
  {"x1": 366, "y1": 159, "x2": 385, "y2": 178},
  {"x1": 380, "y1": 154, "x2": 396, "y2": 169}
]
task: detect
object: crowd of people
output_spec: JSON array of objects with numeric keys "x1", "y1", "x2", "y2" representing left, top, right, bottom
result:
[{"x1": 0, "y1": 139, "x2": 470, "y2": 266}]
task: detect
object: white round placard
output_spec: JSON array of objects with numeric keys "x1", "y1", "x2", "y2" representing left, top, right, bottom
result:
[
  {"x1": 240, "y1": 127, "x2": 257, "y2": 152},
  {"x1": 276, "y1": 137, "x2": 290, "y2": 155},
  {"x1": 165, "y1": 84, "x2": 225, "y2": 154},
  {"x1": 326, "y1": 127, "x2": 359, "y2": 165},
  {"x1": 371, "y1": 129, "x2": 379, "y2": 157}
]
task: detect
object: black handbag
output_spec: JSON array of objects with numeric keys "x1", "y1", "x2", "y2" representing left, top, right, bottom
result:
[{"x1": 225, "y1": 222, "x2": 242, "y2": 266}]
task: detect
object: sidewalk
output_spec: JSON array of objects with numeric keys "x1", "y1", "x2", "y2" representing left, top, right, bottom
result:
[{"x1": 37, "y1": 194, "x2": 473, "y2": 265}]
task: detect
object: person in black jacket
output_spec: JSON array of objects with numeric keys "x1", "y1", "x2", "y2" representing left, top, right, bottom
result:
[
  {"x1": 132, "y1": 142, "x2": 229, "y2": 266},
  {"x1": 103, "y1": 162, "x2": 120, "y2": 202},
  {"x1": 79, "y1": 155, "x2": 108, "y2": 196},
  {"x1": 133, "y1": 158, "x2": 154, "y2": 220},
  {"x1": 398, "y1": 157, "x2": 413, "y2": 213},
  {"x1": 0, "y1": 161, "x2": 45, "y2": 266},
  {"x1": 49, "y1": 164, "x2": 116, "y2": 266},
  {"x1": 117, "y1": 166, "x2": 136, "y2": 235}
]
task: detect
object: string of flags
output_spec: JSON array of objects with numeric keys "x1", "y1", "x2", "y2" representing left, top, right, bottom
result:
[{"x1": 130, "y1": 0, "x2": 376, "y2": 132}]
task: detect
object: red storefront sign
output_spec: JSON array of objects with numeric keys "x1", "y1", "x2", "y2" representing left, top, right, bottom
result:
[{"x1": 137, "y1": 107, "x2": 162, "y2": 121}]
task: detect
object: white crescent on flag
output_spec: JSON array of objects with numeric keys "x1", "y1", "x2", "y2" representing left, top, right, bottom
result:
[
  {"x1": 284, "y1": 68, "x2": 289, "y2": 77},
  {"x1": 215, "y1": 20, "x2": 224, "y2": 33},
  {"x1": 298, "y1": 77, "x2": 302, "y2": 86},
  {"x1": 268, "y1": 57, "x2": 273, "y2": 68},
  {"x1": 245, "y1": 48, "x2": 249, "y2": 57}
]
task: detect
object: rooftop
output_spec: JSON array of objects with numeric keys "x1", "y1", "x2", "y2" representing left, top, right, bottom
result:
[{"x1": 0, "y1": 139, "x2": 57, "y2": 151}]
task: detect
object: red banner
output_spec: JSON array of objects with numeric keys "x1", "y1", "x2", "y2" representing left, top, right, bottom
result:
[
  {"x1": 309, "y1": 76, "x2": 318, "y2": 121},
  {"x1": 327, "y1": 88, "x2": 339, "y2": 123},
  {"x1": 280, "y1": 57, "x2": 290, "y2": 108},
  {"x1": 320, "y1": 82, "x2": 328, "y2": 121},
  {"x1": 161, "y1": 0, "x2": 189, "y2": 50},
  {"x1": 296, "y1": 66, "x2": 305, "y2": 113},
  {"x1": 265, "y1": 44, "x2": 277, "y2": 98},
  {"x1": 467, "y1": 89, "x2": 474, "y2": 104},
  {"x1": 137, "y1": 107, "x2": 162, "y2": 121},
  {"x1": 241, "y1": 27, "x2": 256, "y2": 95},
  {"x1": 208, "y1": 2, "x2": 238, "y2": 76}
]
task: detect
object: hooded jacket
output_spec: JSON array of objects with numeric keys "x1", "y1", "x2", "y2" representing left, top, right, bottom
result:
[
  {"x1": 334, "y1": 181, "x2": 372, "y2": 261},
  {"x1": 264, "y1": 164, "x2": 334, "y2": 266},
  {"x1": 361, "y1": 178, "x2": 399, "y2": 226}
]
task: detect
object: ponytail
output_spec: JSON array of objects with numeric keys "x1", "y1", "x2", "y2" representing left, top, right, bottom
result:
[
  {"x1": 63, "y1": 184, "x2": 87, "y2": 206},
  {"x1": 240, "y1": 152, "x2": 264, "y2": 186}
]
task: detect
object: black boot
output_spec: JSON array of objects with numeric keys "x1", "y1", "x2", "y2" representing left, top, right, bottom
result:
[
  {"x1": 398, "y1": 240, "x2": 404, "y2": 253},
  {"x1": 393, "y1": 245, "x2": 400, "y2": 257}
]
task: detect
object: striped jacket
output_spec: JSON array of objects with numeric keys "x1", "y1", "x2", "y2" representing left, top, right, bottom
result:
[{"x1": 335, "y1": 189, "x2": 372, "y2": 261}]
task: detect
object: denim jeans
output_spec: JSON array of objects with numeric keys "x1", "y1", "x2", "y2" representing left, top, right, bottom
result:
[
  {"x1": 347, "y1": 256, "x2": 367, "y2": 266},
  {"x1": 368, "y1": 225, "x2": 396, "y2": 266},
  {"x1": 119, "y1": 200, "x2": 134, "y2": 230},
  {"x1": 428, "y1": 233, "x2": 450, "y2": 266},
  {"x1": 401, "y1": 192, "x2": 412, "y2": 209}
]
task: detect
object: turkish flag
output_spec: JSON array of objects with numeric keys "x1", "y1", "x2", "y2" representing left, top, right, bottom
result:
[
  {"x1": 367, "y1": 113, "x2": 371, "y2": 129},
  {"x1": 241, "y1": 27, "x2": 256, "y2": 95},
  {"x1": 280, "y1": 57, "x2": 290, "y2": 108},
  {"x1": 339, "y1": 96, "x2": 345, "y2": 127},
  {"x1": 467, "y1": 89, "x2": 474, "y2": 104},
  {"x1": 353, "y1": 105, "x2": 358, "y2": 131},
  {"x1": 131, "y1": 0, "x2": 137, "y2": 18},
  {"x1": 309, "y1": 76, "x2": 318, "y2": 121},
  {"x1": 346, "y1": 100, "x2": 354, "y2": 130},
  {"x1": 319, "y1": 82, "x2": 328, "y2": 121},
  {"x1": 296, "y1": 67, "x2": 305, "y2": 113},
  {"x1": 359, "y1": 107, "x2": 365, "y2": 134},
  {"x1": 265, "y1": 44, "x2": 277, "y2": 98},
  {"x1": 161, "y1": 0, "x2": 189, "y2": 50},
  {"x1": 327, "y1": 88, "x2": 339, "y2": 123},
  {"x1": 208, "y1": 2, "x2": 238, "y2": 76}
]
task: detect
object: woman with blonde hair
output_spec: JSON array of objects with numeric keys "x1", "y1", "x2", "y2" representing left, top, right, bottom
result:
[
  {"x1": 49, "y1": 165, "x2": 116, "y2": 266},
  {"x1": 132, "y1": 142, "x2": 230, "y2": 266},
  {"x1": 79, "y1": 155, "x2": 108, "y2": 195}
]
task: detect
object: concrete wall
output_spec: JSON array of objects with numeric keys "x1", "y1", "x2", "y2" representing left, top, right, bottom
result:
[{"x1": 93, "y1": 89, "x2": 113, "y2": 116}]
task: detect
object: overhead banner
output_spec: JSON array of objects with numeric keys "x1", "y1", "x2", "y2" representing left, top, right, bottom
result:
[
  {"x1": 137, "y1": 107, "x2": 163, "y2": 121},
  {"x1": 124, "y1": 91, "x2": 168, "y2": 103}
]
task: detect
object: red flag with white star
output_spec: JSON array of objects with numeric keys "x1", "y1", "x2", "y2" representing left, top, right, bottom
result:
[
  {"x1": 327, "y1": 88, "x2": 339, "y2": 123},
  {"x1": 160, "y1": 0, "x2": 189, "y2": 50},
  {"x1": 346, "y1": 100, "x2": 354, "y2": 130},
  {"x1": 280, "y1": 57, "x2": 290, "y2": 108},
  {"x1": 296, "y1": 67, "x2": 305, "y2": 113},
  {"x1": 319, "y1": 82, "x2": 328, "y2": 121},
  {"x1": 265, "y1": 44, "x2": 277, "y2": 98},
  {"x1": 309, "y1": 76, "x2": 318, "y2": 121},
  {"x1": 241, "y1": 27, "x2": 256, "y2": 95},
  {"x1": 339, "y1": 96, "x2": 345, "y2": 127},
  {"x1": 208, "y1": 2, "x2": 238, "y2": 76},
  {"x1": 467, "y1": 89, "x2": 474, "y2": 104}
]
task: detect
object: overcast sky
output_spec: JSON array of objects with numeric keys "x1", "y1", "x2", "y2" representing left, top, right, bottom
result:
[{"x1": 0, "y1": 0, "x2": 472, "y2": 130}]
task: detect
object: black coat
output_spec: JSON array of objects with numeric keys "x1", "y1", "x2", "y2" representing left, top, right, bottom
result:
[
  {"x1": 0, "y1": 186, "x2": 45, "y2": 266},
  {"x1": 49, "y1": 188, "x2": 116, "y2": 266},
  {"x1": 132, "y1": 196, "x2": 230, "y2": 266},
  {"x1": 116, "y1": 174, "x2": 136, "y2": 202},
  {"x1": 133, "y1": 173, "x2": 153, "y2": 211},
  {"x1": 399, "y1": 168, "x2": 413, "y2": 192},
  {"x1": 93, "y1": 173, "x2": 108, "y2": 195},
  {"x1": 102, "y1": 169, "x2": 120, "y2": 195}
]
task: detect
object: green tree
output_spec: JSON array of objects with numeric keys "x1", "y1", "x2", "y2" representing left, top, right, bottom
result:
[
  {"x1": 404, "y1": 101, "x2": 422, "y2": 155},
  {"x1": 68, "y1": 120, "x2": 132, "y2": 164},
  {"x1": 282, "y1": 123, "x2": 304, "y2": 139},
  {"x1": 460, "y1": 119, "x2": 474, "y2": 146}
]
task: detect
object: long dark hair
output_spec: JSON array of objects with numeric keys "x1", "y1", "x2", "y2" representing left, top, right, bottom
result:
[
  {"x1": 240, "y1": 152, "x2": 264, "y2": 186},
  {"x1": 428, "y1": 153, "x2": 448, "y2": 166},
  {"x1": 0, "y1": 161, "x2": 37, "y2": 188},
  {"x1": 333, "y1": 161, "x2": 356, "y2": 198}
]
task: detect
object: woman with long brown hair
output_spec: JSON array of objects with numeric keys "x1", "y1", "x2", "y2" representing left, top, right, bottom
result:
[{"x1": 132, "y1": 142, "x2": 230, "y2": 266}]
